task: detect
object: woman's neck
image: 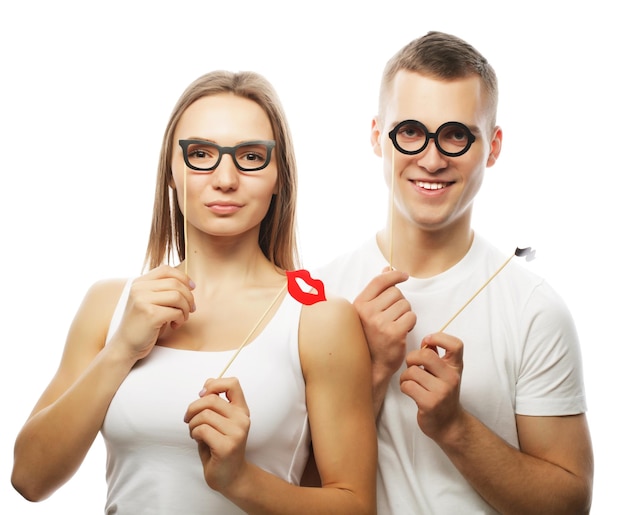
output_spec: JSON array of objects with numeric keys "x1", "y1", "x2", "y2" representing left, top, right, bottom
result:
[{"x1": 180, "y1": 230, "x2": 281, "y2": 289}]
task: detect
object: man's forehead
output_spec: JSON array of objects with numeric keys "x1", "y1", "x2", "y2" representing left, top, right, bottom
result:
[{"x1": 384, "y1": 70, "x2": 488, "y2": 127}]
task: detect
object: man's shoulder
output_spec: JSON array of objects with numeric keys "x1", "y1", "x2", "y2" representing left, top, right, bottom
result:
[
  {"x1": 313, "y1": 236, "x2": 381, "y2": 300},
  {"x1": 472, "y1": 234, "x2": 570, "y2": 317},
  {"x1": 317, "y1": 236, "x2": 379, "y2": 270}
]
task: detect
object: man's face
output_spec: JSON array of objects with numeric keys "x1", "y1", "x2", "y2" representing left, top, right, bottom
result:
[{"x1": 372, "y1": 70, "x2": 501, "y2": 235}]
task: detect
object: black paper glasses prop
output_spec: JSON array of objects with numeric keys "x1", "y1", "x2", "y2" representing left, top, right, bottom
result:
[
  {"x1": 389, "y1": 120, "x2": 476, "y2": 158},
  {"x1": 179, "y1": 139, "x2": 276, "y2": 172}
]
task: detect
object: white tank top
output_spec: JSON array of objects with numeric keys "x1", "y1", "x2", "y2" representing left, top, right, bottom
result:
[{"x1": 101, "y1": 279, "x2": 310, "y2": 514}]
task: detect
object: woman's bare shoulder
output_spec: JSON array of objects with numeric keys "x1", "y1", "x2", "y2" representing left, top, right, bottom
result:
[
  {"x1": 28, "y1": 278, "x2": 132, "y2": 414},
  {"x1": 299, "y1": 292, "x2": 359, "y2": 329},
  {"x1": 67, "y1": 278, "x2": 129, "y2": 347},
  {"x1": 298, "y1": 294, "x2": 367, "y2": 362},
  {"x1": 83, "y1": 277, "x2": 129, "y2": 304}
]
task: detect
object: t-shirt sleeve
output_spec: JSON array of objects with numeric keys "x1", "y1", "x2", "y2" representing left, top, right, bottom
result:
[{"x1": 515, "y1": 280, "x2": 587, "y2": 416}]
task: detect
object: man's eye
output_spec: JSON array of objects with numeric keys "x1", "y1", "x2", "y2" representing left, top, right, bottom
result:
[
  {"x1": 399, "y1": 127, "x2": 424, "y2": 139},
  {"x1": 439, "y1": 125, "x2": 471, "y2": 146}
]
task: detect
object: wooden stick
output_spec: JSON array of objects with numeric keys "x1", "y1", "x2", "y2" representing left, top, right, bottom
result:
[
  {"x1": 388, "y1": 150, "x2": 395, "y2": 270},
  {"x1": 438, "y1": 249, "x2": 528, "y2": 332},
  {"x1": 183, "y1": 166, "x2": 188, "y2": 276},
  {"x1": 217, "y1": 283, "x2": 288, "y2": 378}
]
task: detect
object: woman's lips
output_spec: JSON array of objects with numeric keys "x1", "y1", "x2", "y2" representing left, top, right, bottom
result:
[
  {"x1": 206, "y1": 202, "x2": 242, "y2": 214},
  {"x1": 286, "y1": 269, "x2": 327, "y2": 305}
]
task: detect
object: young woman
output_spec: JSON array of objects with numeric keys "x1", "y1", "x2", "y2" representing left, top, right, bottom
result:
[{"x1": 12, "y1": 71, "x2": 377, "y2": 514}]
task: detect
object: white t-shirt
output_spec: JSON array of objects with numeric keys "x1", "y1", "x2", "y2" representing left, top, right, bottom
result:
[
  {"x1": 101, "y1": 280, "x2": 310, "y2": 515},
  {"x1": 316, "y1": 234, "x2": 587, "y2": 514}
]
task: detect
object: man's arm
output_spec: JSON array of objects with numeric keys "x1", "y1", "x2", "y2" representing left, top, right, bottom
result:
[
  {"x1": 439, "y1": 411, "x2": 592, "y2": 514},
  {"x1": 401, "y1": 332, "x2": 593, "y2": 514}
]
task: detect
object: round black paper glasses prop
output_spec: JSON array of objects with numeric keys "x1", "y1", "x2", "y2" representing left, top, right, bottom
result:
[{"x1": 389, "y1": 120, "x2": 476, "y2": 157}]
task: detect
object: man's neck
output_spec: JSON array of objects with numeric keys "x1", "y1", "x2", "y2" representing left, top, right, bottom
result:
[{"x1": 377, "y1": 223, "x2": 474, "y2": 278}]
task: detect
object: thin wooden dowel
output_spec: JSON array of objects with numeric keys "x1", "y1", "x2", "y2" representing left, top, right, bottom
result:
[
  {"x1": 217, "y1": 283, "x2": 288, "y2": 378},
  {"x1": 183, "y1": 166, "x2": 188, "y2": 276},
  {"x1": 388, "y1": 150, "x2": 395, "y2": 270},
  {"x1": 438, "y1": 252, "x2": 516, "y2": 332}
]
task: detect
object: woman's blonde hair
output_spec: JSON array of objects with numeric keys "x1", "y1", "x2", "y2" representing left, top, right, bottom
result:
[{"x1": 144, "y1": 70, "x2": 299, "y2": 271}]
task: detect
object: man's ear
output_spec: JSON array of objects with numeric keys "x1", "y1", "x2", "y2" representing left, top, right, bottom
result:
[
  {"x1": 371, "y1": 116, "x2": 383, "y2": 157},
  {"x1": 486, "y1": 126, "x2": 503, "y2": 168}
]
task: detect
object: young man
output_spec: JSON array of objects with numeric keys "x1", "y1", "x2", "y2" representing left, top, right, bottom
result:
[{"x1": 316, "y1": 31, "x2": 593, "y2": 514}]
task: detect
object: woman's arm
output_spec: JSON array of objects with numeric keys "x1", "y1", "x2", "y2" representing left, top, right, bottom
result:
[
  {"x1": 298, "y1": 295, "x2": 378, "y2": 513},
  {"x1": 12, "y1": 266, "x2": 196, "y2": 501},
  {"x1": 11, "y1": 279, "x2": 128, "y2": 501},
  {"x1": 185, "y1": 295, "x2": 377, "y2": 515}
]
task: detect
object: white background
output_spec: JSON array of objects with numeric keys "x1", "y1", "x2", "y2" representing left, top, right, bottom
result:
[{"x1": 1, "y1": 1, "x2": 623, "y2": 512}]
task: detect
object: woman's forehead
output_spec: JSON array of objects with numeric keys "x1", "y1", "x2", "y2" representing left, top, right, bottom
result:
[{"x1": 176, "y1": 93, "x2": 273, "y2": 141}]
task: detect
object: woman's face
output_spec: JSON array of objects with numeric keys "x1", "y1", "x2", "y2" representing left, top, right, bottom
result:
[{"x1": 171, "y1": 93, "x2": 278, "y2": 241}]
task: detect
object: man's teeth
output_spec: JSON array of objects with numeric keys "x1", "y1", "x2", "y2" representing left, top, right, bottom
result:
[{"x1": 417, "y1": 181, "x2": 447, "y2": 190}]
